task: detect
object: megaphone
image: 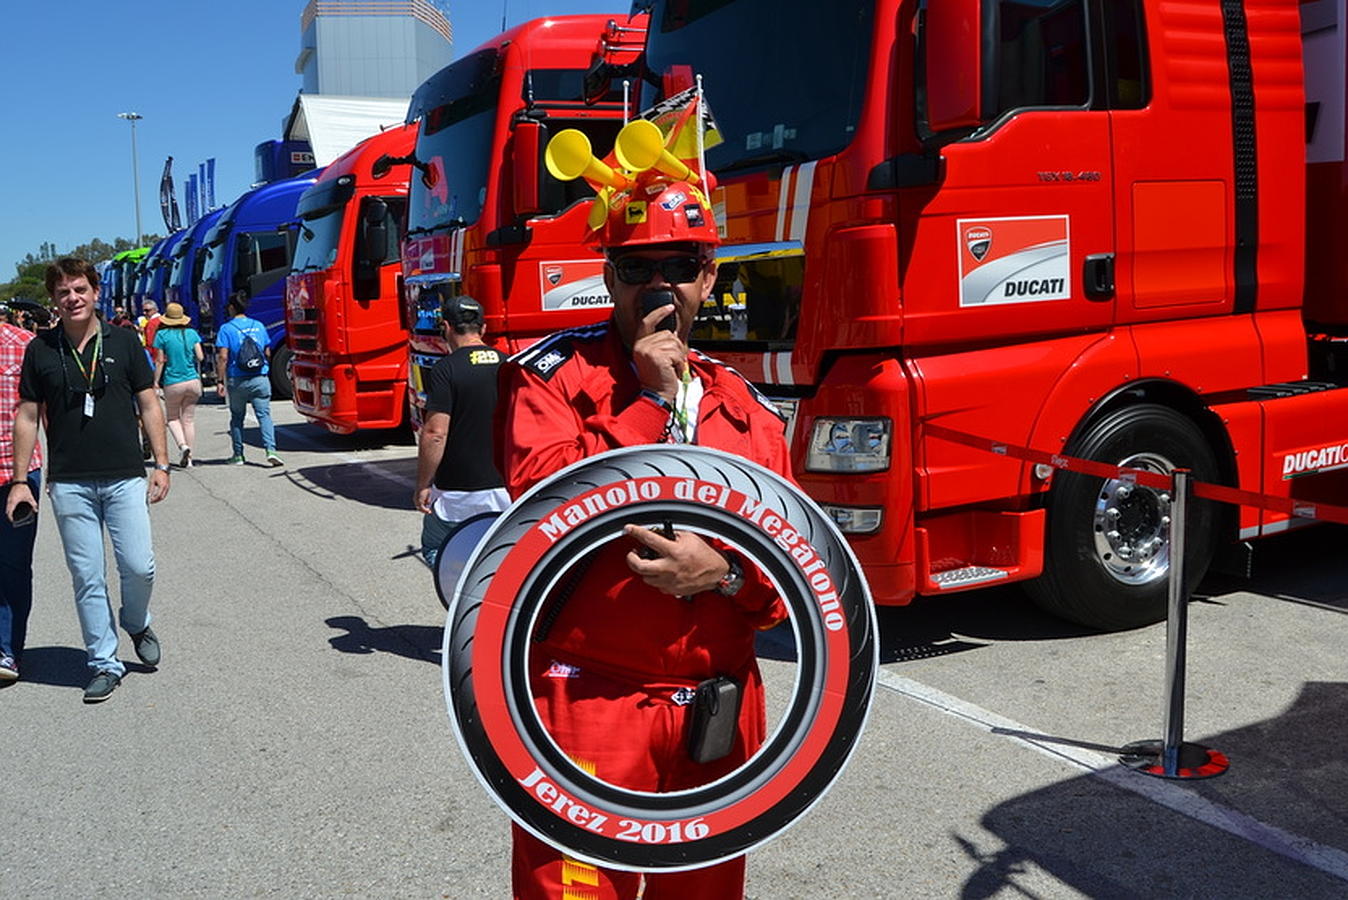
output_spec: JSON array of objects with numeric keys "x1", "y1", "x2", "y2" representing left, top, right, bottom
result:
[
  {"x1": 545, "y1": 129, "x2": 630, "y2": 190},
  {"x1": 614, "y1": 119, "x2": 700, "y2": 185}
]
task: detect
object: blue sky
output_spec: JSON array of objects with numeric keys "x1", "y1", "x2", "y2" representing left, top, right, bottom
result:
[{"x1": 0, "y1": 0, "x2": 629, "y2": 280}]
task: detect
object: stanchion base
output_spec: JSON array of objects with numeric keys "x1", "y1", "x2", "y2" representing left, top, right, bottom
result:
[{"x1": 1118, "y1": 740, "x2": 1229, "y2": 779}]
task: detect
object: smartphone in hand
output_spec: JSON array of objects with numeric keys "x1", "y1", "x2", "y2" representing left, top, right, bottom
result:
[{"x1": 10, "y1": 500, "x2": 35, "y2": 528}]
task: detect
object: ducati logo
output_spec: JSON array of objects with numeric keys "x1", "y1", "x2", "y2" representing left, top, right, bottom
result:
[
  {"x1": 966, "y1": 226, "x2": 992, "y2": 261},
  {"x1": 544, "y1": 265, "x2": 563, "y2": 286}
]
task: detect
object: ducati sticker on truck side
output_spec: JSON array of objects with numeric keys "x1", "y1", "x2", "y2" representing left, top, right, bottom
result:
[
  {"x1": 539, "y1": 260, "x2": 613, "y2": 311},
  {"x1": 958, "y1": 215, "x2": 1071, "y2": 307},
  {"x1": 1281, "y1": 442, "x2": 1348, "y2": 479}
]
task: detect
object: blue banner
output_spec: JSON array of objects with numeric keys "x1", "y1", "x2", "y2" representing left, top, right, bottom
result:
[
  {"x1": 205, "y1": 157, "x2": 216, "y2": 210},
  {"x1": 186, "y1": 174, "x2": 199, "y2": 225}
]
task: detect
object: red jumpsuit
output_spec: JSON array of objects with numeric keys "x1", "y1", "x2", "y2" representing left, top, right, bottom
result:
[{"x1": 497, "y1": 323, "x2": 791, "y2": 900}]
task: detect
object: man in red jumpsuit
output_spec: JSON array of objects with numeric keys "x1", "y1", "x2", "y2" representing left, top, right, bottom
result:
[{"x1": 497, "y1": 176, "x2": 792, "y2": 899}]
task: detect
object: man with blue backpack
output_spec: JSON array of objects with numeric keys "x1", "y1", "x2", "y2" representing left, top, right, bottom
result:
[{"x1": 214, "y1": 295, "x2": 283, "y2": 467}]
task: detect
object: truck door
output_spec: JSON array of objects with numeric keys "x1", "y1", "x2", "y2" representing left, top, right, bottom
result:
[
  {"x1": 1107, "y1": 2, "x2": 1237, "y2": 320},
  {"x1": 905, "y1": 0, "x2": 1115, "y2": 349}
]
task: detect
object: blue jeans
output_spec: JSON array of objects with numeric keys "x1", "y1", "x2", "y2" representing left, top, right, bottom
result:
[
  {"x1": 0, "y1": 470, "x2": 41, "y2": 662},
  {"x1": 48, "y1": 478, "x2": 155, "y2": 677},
  {"x1": 228, "y1": 375, "x2": 276, "y2": 456},
  {"x1": 421, "y1": 512, "x2": 455, "y2": 568}
]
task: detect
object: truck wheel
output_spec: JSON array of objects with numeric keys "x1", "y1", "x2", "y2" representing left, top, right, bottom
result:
[
  {"x1": 1027, "y1": 404, "x2": 1219, "y2": 631},
  {"x1": 270, "y1": 345, "x2": 294, "y2": 400},
  {"x1": 443, "y1": 445, "x2": 877, "y2": 871}
]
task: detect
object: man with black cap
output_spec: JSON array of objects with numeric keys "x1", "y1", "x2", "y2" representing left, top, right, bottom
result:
[{"x1": 413, "y1": 295, "x2": 510, "y2": 567}]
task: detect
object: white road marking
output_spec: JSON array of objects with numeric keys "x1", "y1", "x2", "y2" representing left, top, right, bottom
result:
[{"x1": 875, "y1": 668, "x2": 1348, "y2": 883}]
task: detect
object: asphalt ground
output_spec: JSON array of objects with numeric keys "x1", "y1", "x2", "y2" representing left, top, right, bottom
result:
[{"x1": 3, "y1": 399, "x2": 1346, "y2": 898}]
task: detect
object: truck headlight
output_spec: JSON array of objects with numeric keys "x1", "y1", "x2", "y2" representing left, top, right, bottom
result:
[
  {"x1": 820, "y1": 505, "x2": 884, "y2": 534},
  {"x1": 805, "y1": 418, "x2": 891, "y2": 472}
]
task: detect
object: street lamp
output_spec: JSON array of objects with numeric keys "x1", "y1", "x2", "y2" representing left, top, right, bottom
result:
[{"x1": 117, "y1": 111, "x2": 144, "y2": 245}]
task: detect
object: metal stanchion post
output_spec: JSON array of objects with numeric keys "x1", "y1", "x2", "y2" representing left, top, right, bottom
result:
[{"x1": 1119, "y1": 468, "x2": 1230, "y2": 779}]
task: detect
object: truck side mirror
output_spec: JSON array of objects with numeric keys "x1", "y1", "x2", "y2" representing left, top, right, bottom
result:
[
  {"x1": 512, "y1": 119, "x2": 545, "y2": 218},
  {"x1": 363, "y1": 198, "x2": 390, "y2": 266},
  {"x1": 923, "y1": 1, "x2": 987, "y2": 133},
  {"x1": 371, "y1": 154, "x2": 393, "y2": 179},
  {"x1": 582, "y1": 59, "x2": 613, "y2": 106}
]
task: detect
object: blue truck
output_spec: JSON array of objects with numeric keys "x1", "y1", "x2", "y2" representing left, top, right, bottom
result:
[
  {"x1": 130, "y1": 236, "x2": 169, "y2": 310},
  {"x1": 165, "y1": 208, "x2": 226, "y2": 325},
  {"x1": 136, "y1": 230, "x2": 188, "y2": 312},
  {"x1": 196, "y1": 169, "x2": 323, "y2": 398}
]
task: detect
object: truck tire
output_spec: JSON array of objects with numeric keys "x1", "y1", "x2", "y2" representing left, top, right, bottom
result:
[
  {"x1": 443, "y1": 445, "x2": 877, "y2": 871},
  {"x1": 269, "y1": 345, "x2": 294, "y2": 400},
  {"x1": 1026, "y1": 404, "x2": 1219, "y2": 631}
]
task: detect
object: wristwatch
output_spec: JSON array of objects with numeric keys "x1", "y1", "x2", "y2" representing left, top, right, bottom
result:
[
  {"x1": 153, "y1": 463, "x2": 172, "y2": 473},
  {"x1": 715, "y1": 552, "x2": 745, "y2": 597}
]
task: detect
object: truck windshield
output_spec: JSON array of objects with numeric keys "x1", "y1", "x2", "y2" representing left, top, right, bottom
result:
[
  {"x1": 292, "y1": 207, "x2": 344, "y2": 273},
  {"x1": 640, "y1": 0, "x2": 874, "y2": 172},
  {"x1": 407, "y1": 49, "x2": 501, "y2": 235},
  {"x1": 201, "y1": 236, "x2": 229, "y2": 285},
  {"x1": 168, "y1": 246, "x2": 189, "y2": 287},
  {"x1": 408, "y1": 102, "x2": 496, "y2": 234}
]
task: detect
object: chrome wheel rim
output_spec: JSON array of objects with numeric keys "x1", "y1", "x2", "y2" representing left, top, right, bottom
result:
[{"x1": 1092, "y1": 452, "x2": 1174, "y2": 586}]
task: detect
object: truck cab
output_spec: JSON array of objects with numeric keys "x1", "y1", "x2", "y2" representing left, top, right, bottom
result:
[
  {"x1": 400, "y1": 13, "x2": 646, "y2": 423},
  {"x1": 197, "y1": 169, "x2": 323, "y2": 398},
  {"x1": 624, "y1": 0, "x2": 1346, "y2": 631},
  {"x1": 285, "y1": 123, "x2": 416, "y2": 433}
]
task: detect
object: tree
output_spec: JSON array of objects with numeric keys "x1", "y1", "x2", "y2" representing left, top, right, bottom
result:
[{"x1": 2, "y1": 233, "x2": 162, "y2": 302}]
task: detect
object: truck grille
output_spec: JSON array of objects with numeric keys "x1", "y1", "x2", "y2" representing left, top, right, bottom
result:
[{"x1": 289, "y1": 308, "x2": 319, "y2": 353}]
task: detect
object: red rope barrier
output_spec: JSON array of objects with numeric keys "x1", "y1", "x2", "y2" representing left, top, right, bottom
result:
[{"x1": 923, "y1": 423, "x2": 1348, "y2": 527}]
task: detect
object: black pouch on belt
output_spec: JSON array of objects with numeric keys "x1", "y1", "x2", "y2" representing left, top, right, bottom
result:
[{"x1": 686, "y1": 675, "x2": 742, "y2": 764}]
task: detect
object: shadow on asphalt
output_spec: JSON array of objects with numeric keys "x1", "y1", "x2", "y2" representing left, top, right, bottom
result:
[
  {"x1": 274, "y1": 422, "x2": 414, "y2": 453},
  {"x1": 325, "y1": 615, "x2": 441, "y2": 664},
  {"x1": 290, "y1": 459, "x2": 417, "y2": 510},
  {"x1": 1204, "y1": 523, "x2": 1348, "y2": 613},
  {"x1": 960, "y1": 681, "x2": 1348, "y2": 898},
  {"x1": 6, "y1": 646, "x2": 88, "y2": 689},
  {"x1": 755, "y1": 584, "x2": 1096, "y2": 665},
  {"x1": 8, "y1": 646, "x2": 157, "y2": 690}
]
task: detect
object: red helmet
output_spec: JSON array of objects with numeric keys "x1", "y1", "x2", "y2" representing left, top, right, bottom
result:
[{"x1": 597, "y1": 178, "x2": 719, "y2": 250}]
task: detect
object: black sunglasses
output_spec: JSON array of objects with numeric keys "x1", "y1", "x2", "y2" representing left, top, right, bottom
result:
[{"x1": 611, "y1": 255, "x2": 706, "y2": 286}]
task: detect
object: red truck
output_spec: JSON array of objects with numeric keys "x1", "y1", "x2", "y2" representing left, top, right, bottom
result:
[
  {"x1": 394, "y1": 14, "x2": 645, "y2": 420},
  {"x1": 621, "y1": 0, "x2": 1348, "y2": 631},
  {"x1": 285, "y1": 123, "x2": 417, "y2": 433}
]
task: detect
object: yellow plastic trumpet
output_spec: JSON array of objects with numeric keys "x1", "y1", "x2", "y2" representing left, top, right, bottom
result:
[
  {"x1": 614, "y1": 119, "x2": 699, "y2": 185},
  {"x1": 545, "y1": 129, "x2": 630, "y2": 189}
]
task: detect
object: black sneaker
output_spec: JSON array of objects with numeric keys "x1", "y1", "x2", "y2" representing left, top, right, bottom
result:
[
  {"x1": 130, "y1": 626, "x2": 161, "y2": 667},
  {"x1": 83, "y1": 671, "x2": 121, "y2": 703}
]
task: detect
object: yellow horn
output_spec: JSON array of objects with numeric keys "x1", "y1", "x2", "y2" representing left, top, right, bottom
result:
[
  {"x1": 545, "y1": 129, "x2": 630, "y2": 189},
  {"x1": 587, "y1": 187, "x2": 612, "y2": 230},
  {"x1": 614, "y1": 119, "x2": 699, "y2": 184}
]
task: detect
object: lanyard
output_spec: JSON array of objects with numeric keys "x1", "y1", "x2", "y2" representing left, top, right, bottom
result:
[
  {"x1": 63, "y1": 328, "x2": 102, "y2": 390},
  {"x1": 672, "y1": 366, "x2": 694, "y2": 442}
]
